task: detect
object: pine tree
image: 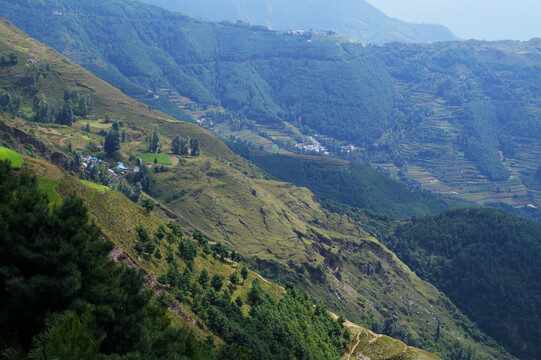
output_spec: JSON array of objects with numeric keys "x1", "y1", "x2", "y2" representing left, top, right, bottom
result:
[
  {"x1": 171, "y1": 136, "x2": 182, "y2": 155},
  {"x1": 56, "y1": 100, "x2": 74, "y2": 126},
  {"x1": 190, "y1": 138, "x2": 200, "y2": 157},
  {"x1": 104, "y1": 130, "x2": 120, "y2": 159},
  {"x1": 210, "y1": 274, "x2": 224, "y2": 292},
  {"x1": 198, "y1": 269, "x2": 210, "y2": 289},
  {"x1": 229, "y1": 272, "x2": 240, "y2": 287},
  {"x1": 241, "y1": 266, "x2": 249, "y2": 284}
]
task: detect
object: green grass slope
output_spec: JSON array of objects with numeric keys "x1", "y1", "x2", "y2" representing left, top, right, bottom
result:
[{"x1": 0, "y1": 145, "x2": 22, "y2": 167}]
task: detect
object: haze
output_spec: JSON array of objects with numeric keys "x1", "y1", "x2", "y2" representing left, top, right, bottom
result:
[{"x1": 368, "y1": 0, "x2": 541, "y2": 41}]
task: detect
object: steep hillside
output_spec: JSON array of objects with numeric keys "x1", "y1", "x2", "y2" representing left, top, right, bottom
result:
[
  {"x1": 0, "y1": 0, "x2": 393, "y2": 145},
  {"x1": 226, "y1": 144, "x2": 467, "y2": 219},
  {"x1": 1, "y1": 153, "x2": 445, "y2": 359},
  {"x1": 138, "y1": 0, "x2": 457, "y2": 44},
  {"x1": 0, "y1": 18, "x2": 513, "y2": 359},
  {"x1": 367, "y1": 40, "x2": 541, "y2": 210},
  {"x1": 0, "y1": 155, "x2": 353, "y2": 359}
]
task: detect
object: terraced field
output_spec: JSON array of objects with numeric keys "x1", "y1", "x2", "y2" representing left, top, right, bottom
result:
[
  {"x1": 152, "y1": 73, "x2": 541, "y2": 211},
  {"x1": 385, "y1": 87, "x2": 540, "y2": 208}
]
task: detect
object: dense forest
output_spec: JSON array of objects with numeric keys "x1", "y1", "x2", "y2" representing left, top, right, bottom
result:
[
  {"x1": 0, "y1": 160, "x2": 349, "y2": 359},
  {"x1": 386, "y1": 207, "x2": 541, "y2": 360},
  {"x1": 0, "y1": 160, "x2": 213, "y2": 359}
]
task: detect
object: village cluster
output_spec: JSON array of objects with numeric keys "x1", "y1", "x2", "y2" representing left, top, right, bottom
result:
[
  {"x1": 294, "y1": 136, "x2": 329, "y2": 154},
  {"x1": 294, "y1": 136, "x2": 362, "y2": 155},
  {"x1": 82, "y1": 154, "x2": 142, "y2": 181}
]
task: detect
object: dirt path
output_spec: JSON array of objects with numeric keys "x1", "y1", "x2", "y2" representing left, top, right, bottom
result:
[
  {"x1": 347, "y1": 333, "x2": 362, "y2": 360},
  {"x1": 401, "y1": 344, "x2": 409, "y2": 354}
]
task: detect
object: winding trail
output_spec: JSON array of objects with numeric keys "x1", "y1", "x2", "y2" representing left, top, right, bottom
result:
[{"x1": 347, "y1": 333, "x2": 362, "y2": 360}]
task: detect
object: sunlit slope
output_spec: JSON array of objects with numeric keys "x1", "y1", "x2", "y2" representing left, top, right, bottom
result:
[
  {"x1": 0, "y1": 17, "x2": 237, "y2": 162},
  {"x1": 19, "y1": 154, "x2": 442, "y2": 360}
]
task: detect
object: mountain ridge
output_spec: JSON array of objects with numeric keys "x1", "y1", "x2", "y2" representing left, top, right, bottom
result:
[{"x1": 139, "y1": 0, "x2": 457, "y2": 44}]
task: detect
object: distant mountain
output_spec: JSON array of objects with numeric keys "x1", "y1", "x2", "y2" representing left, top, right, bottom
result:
[
  {"x1": 2, "y1": 0, "x2": 541, "y2": 213},
  {"x1": 139, "y1": 0, "x2": 457, "y2": 44},
  {"x1": 0, "y1": 0, "x2": 395, "y2": 145}
]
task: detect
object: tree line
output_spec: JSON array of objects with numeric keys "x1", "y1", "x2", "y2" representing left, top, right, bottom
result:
[{"x1": 32, "y1": 89, "x2": 90, "y2": 125}]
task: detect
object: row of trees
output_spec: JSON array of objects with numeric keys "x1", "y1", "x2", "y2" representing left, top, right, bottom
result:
[
  {"x1": 64, "y1": 88, "x2": 91, "y2": 118},
  {"x1": 0, "y1": 52, "x2": 17, "y2": 65},
  {"x1": 146, "y1": 124, "x2": 201, "y2": 157},
  {"x1": 32, "y1": 90, "x2": 90, "y2": 125},
  {"x1": 171, "y1": 136, "x2": 200, "y2": 156}
]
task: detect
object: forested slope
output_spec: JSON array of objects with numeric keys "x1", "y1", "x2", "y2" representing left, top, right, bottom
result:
[
  {"x1": 386, "y1": 208, "x2": 541, "y2": 360},
  {"x1": 0, "y1": 0, "x2": 393, "y2": 144},
  {"x1": 226, "y1": 143, "x2": 465, "y2": 219}
]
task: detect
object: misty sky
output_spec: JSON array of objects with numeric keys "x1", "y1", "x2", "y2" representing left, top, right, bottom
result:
[{"x1": 367, "y1": 0, "x2": 541, "y2": 41}]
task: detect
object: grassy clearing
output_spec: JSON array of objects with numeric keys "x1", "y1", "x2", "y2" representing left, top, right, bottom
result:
[
  {"x1": 80, "y1": 180, "x2": 110, "y2": 192},
  {"x1": 38, "y1": 179, "x2": 62, "y2": 206},
  {"x1": 0, "y1": 146, "x2": 23, "y2": 167},
  {"x1": 139, "y1": 152, "x2": 173, "y2": 165},
  {"x1": 77, "y1": 119, "x2": 112, "y2": 130}
]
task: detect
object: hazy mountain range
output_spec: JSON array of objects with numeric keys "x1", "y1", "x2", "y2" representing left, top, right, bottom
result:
[{"x1": 139, "y1": 0, "x2": 457, "y2": 44}]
